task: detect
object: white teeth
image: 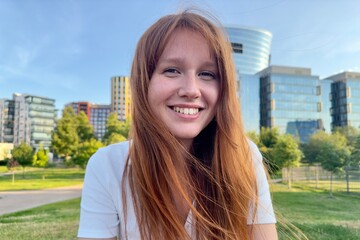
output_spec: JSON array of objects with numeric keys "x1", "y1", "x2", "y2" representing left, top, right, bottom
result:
[{"x1": 173, "y1": 107, "x2": 199, "y2": 115}]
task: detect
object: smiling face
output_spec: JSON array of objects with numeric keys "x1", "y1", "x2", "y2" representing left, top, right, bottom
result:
[{"x1": 148, "y1": 28, "x2": 220, "y2": 149}]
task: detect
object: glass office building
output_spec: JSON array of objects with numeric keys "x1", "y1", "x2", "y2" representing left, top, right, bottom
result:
[
  {"x1": 326, "y1": 71, "x2": 360, "y2": 129},
  {"x1": 259, "y1": 66, "x2": 322, "y2": 142},
  {"x1": 238, "y1": 74, "x2": 260, "y2": 131},
  {"x1": 320, "y1": 79, "x2": 333, "y2": 132},
  {"x1": 226, "y1": 26, "x2": 272, "y2": 75},
  {"x1": 226, "y1": 26, "x2": 272, "y2": 132}
]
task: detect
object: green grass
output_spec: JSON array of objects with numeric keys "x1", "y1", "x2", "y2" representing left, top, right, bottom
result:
[
  {"x1": 0, "y1": 198, "x2": 80, "y2": 240},
  {"x1": 0, "y1": 168, "x2": 85, "y2": 191},
  {"x1": 0, "y1": 183, "x2": 359, "y2": 239},
  {"x1": 0, "y1": 166, "x2": 23, "y2": 173},
  {"x1": 273, "y1": 183, "x2": 360, "y2": 239}
]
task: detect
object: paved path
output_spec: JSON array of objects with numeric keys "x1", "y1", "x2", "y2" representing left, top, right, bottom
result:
[{"x1": 0, "y1": 184, "x2": 83, "y2": 216}]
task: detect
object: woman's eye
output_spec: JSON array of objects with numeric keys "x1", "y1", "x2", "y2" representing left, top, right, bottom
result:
[
  {"x1": 163, "y1": 68, "x2": 180, "y2": 76},
  {"x1": 199, "y1": 71, "x2": 216, "y2": 80}
]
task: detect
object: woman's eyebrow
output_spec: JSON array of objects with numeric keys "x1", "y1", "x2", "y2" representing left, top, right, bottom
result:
[{"x1": 158, "y1": 57, "x2": 217, "y2": 69}]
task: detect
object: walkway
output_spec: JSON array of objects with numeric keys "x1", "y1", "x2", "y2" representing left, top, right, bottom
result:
[{"x1": 0, "y1": 184, "x2": 83, "y2": 216}]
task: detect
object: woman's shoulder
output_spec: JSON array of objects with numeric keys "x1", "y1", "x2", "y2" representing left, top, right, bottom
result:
[
  {"x1": 246, "y1": 139, "x2": 262, "y2": 162},
  {"x1": 86, "y1": 140, "x2": 130, "y2": 176}
]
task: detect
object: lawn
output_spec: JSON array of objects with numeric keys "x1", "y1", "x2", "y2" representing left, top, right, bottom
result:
[
  {"x1": 0, "y1": 168, "x2": 85, "y2": 191},
  {"x1": 272, "y1": 183, "x2": 360, "y2": 240},
  {"x1": 0, "y1": 166, "x2": 23, "y2": 173},
  {"x1": 0, "y1": 198, "x2": 80, "y2": 240},
  {"x1": 0, "y1": 183, "x2": 359, "y2": 240}
]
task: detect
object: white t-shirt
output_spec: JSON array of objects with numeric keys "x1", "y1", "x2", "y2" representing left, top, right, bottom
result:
[{"x1": 78, "y1": 140, "x2": 276, "y2": 239}]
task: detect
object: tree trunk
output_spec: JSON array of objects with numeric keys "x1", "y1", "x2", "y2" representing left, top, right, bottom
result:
[
  {"x1": 329, "y1": 172, "x2": 333, "y2": 198},
  {"x1": 345, "y1": 167, "x2": 350, "y2": 194},
  {"x1": 288, "y1": 167, "x2": 292, "y2": 189},
  {"x1": 315, "y1": 166, "x2": 319, "y2": 189}
]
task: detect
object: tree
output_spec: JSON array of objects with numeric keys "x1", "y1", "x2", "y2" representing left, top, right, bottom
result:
[
  {"x1": 76, "y1": 111, "x2": 94, "y2": 142},
  {"x1": 7, "y1": 159, "x2": 19, "y2": 184},
  {"x1": 302, "y1": 131, "x2": 328, "y2": 164},
  {"x1": 333, "y1": 126, "x2": 360, "y2": 168},
  {"x1": 119, "y1": 117, "x2": 131, "y2": 139},
  {"x1": 102, "y1": 113, "x2": 128, "y2": 145},
  {"x1": 51, "y1": 106, "x2": 79, "y2": 162},
  {"x1": 258, "y1": 127, "x2": 281, "y2": 173},
  {"x1": 259, "y1": 127, "x2": 280, "y2": 149},
  {"x1": 349, "y1": 135, "x2": 360, "y2": 167},
  {"x1": 104, "y1": 132, "x2": 127, "y2": 145},
  {"x1": 11, "y1": 142, "x2": 34, "y2": 177},
  {"x1": 315, "y1": 132, "x2": 350, "y2": 197},
  {"x1": 246, "y1": 131, "x2": 260, "y2": 146},
  {"x1": 272, "y1": 134, "x2": 303, "y2": 189},
  {"x1": 333, "y1": 126, "x2": 359, "y2": 147},
  {"x1": 32, "y1": 144, "x2": 49, "y2": 168},
  {"x1": 73, "y1": 138, "x2": 103, "y2": 168}
]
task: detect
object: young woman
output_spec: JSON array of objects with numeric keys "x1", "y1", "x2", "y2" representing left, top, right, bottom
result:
[{"x1": 78, "y1": 10, "x2": 277, "y2": 240}]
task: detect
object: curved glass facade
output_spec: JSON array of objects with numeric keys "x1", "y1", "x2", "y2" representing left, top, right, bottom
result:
[
  {"x1": 226, "y1": 26, "x2": 272, "y2": 75},
  {"x1": 225, "y1": 26, "x2": 272, "y2": 133}
]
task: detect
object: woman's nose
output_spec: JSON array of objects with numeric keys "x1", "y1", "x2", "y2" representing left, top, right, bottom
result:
[{"x1": 177, "y1": 74, "x2": 201, "y2": 99}]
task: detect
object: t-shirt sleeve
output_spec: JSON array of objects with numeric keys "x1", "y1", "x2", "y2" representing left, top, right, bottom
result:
[
  {"x1": 77, "y1": 148, "x2": 120, "y2": 238},
  {"x1": 247, "y1": 140, "x2": 276, "y2": 225}
]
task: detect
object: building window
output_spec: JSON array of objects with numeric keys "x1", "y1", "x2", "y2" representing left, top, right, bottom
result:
[{"x1": 231, "y1": 42, "x2": 243, "y2": 54}]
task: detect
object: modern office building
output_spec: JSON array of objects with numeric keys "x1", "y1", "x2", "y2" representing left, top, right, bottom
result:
[
  {"x1": 0, "y1": 99, "x2": 15, "y2": 143},
  {"x1": 259, "y1": 66, "x2": 322, "y2": 142},
  {"x1": 326, "y1": 71, "x2": 360, "y2": 129},
  {"x1": 237, "y1": 74, "x2": 261, "y2": 132},
  {"x1": 111, "y1": 76, "x2": 131, "y2": 121},
  {"x1": 90, "y1": 104, "x2": 111, "y2": 140},
  {"x1": 319, "y1": 79, "x2": 333, "y2": 132},
  {"x1": 225, "y1": 26, "x2": 272, "y2": 132},
  {"x1": 13, "y1": 93, "x2": 56, "y2": 149},
  {"x1": 225, "y1": 26, "x2": 272, "y2": 75}
]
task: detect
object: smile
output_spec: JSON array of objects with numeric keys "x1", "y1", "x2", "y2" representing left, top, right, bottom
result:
[{"x1": 172, "y1": 106, "x2": 200, "y2": 115}]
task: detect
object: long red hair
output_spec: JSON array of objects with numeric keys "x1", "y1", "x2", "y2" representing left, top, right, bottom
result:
[{"x1": 122, "y1": 9, "x2": 257, "y2": 240}]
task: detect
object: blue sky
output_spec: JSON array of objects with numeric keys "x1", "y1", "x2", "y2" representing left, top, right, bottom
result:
[{"x1": 1, "y1": 0, "x2": 360, "y2": 111}]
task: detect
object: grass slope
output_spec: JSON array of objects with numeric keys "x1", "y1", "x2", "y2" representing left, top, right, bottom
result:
[
  {"x1": 0, "y1": 183, "x2": 359, "y2": 239},
  {"x1": 0, "y1": 168, "x2": 85, "y2": 191},
  {"x1": 273, "y1": 183, "x2": 360, "y2": 240},
  {"x1": 0, "y1": 198, "x2": 80, "y2": 240}
]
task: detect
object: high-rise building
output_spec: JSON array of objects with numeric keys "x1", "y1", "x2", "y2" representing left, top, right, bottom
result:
[
  {"x1": 66, "y1": 101, "x2": 111, "y2": 140},
  {"x1": 259, "y1": 66, "x2": 322, "y2": 142},
  {"x1": 67, "y1": 102, "x2": 91, "y2": 119},
  {"x1": 90, "y1": 104, "x2": 111, "y2": 140},
  {"x1": 225, "y1": 26, "x2": 272, "y2": 132},
  {"x1": 13, "y1": 93, "x2": 56, "y2": 149},
  {"x1": 226, "y1": 26, "x2": 272, "y2": 75},
  {"x1": 111, "y1": 76, "x2": 131, "y2": 121},
  {"x1": 325, "y1": 71, "x2": 360, "y2": 129},
  {"x1": 0, "y1": 99, "x2": 15, "y2": 143},
  {"x1": 319, "y1": 79, "x2": 333, "y2": 132}
]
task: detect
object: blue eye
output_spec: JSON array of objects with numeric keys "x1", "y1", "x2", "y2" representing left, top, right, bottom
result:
[
  {"x1": 199, "y1": 71, "x2": 216, "y2": 80},
  {"x1": 163, "y1": 68, "x2": 181, "y2": 77}
]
